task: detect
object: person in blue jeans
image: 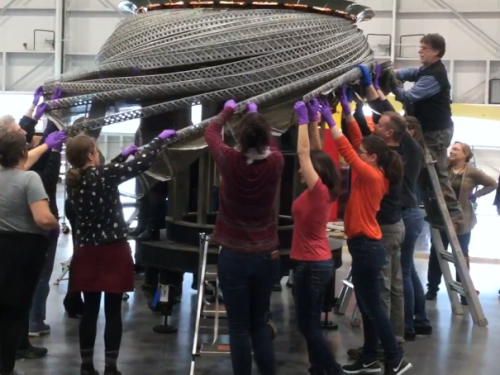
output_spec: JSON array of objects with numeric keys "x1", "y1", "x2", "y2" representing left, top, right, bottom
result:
[
  {"x1": 292, "y1": 100, "x2": 341, "y2": 374},
  {"x1": 205, "y1": 100, "x2": 284, "y2": 375}
]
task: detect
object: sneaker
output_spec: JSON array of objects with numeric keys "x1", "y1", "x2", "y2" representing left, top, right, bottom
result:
[
  {"x1": 29, "y1": 322, "x2": 51, "y2": 337},
  {"x1": 425, "y1": 291, "x2": 437, "y2": 301},
  {"x1": 347, "y1": 347, "x2": 363, "y2": 360},
  {"x1": 342, "y1": 359, "x2": 382, "y2": 374},
  {"x1": 413, "y1": 326, "x2": 432, "y2": 336},
  {"x1": 384, "y1": 358, "x2": 412, "y2": 375},
  {"x1": 16, "y1": 345, "x2": 48, "y2": 360},
  {"x1": 403, "y1": 332, "x2": 416, "y2": 342}
]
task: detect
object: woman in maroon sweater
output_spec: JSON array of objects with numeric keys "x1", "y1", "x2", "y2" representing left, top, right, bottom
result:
[{"x1": 205, "y1": 100, "x2": 284, "y2": 375}]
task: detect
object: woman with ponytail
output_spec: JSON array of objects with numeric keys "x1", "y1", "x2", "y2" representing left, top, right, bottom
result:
[
  {"x1": 318, "y1": 97, "x2": 412, "y2": 375},
  {"x1": 65, "y1": 128, "x2": 177, "y2": 375}
]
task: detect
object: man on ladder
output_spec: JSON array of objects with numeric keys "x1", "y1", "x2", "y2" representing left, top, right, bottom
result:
[{"x1": 392, "y1": 33, "x2": 487, "y2": 326}]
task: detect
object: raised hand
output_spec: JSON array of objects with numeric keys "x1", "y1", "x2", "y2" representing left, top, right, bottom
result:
[
  {"x1": 318, "y1": 96, "x2": 335, "y2": 128},
  {"x1": 121, "y1": 145, "x2": 139, "y2": 158},
  {"x1": 158, "y1": 129, "x2": 177, "y2": 141},
  {"x1": 33, "y1": 86, "x2": 44, "y2": 106},
  {"x1": 305, "y1": 99, "x2": 320, "y2": 123},
  {"x1": 357, "y1": 65, "x2": 373, "y2": 87},
  {"x1": 51, "y1": 88, "x2": 63, "y2": 100},
  {"x1": 45, "y1": 130, "x2": 67, "y2": 152},
  {"x1": 339, "y1": 85, "x2": 352, "y2": 115},
  {"x1": 247, "y1": 102, "x2": 258, "y2": 113},
  {"x1": 224, "y1": 99, "x2": 237, "y2": 111},
  {"x1": 468, "y1": 193, "x2": 477, "y2": 203},
  {"x1": 34, "y1": 102, "x2": 48, "y2": 121},
  {"x1": 373, "y1": 62, "x2": 382, "y2": 91},
  {"x1": 294, "y1": 101, "x2": 309, "y2": 125}
]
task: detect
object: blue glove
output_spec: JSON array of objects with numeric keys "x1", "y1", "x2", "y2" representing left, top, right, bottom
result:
[{"x1": 357, "y1": 65, "x2": 373, "y2": 87}]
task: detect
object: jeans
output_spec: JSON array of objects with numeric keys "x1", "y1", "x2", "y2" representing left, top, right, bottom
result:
[
  {"x1": 379, "y1": 221, "x2": 405, "y2": 342},
  {"x1": 419, "y1": 127, "x2": 463, "y2": 223},
  {"x1": 293, "y1": 260, "x2": 342, "y2": 375},
  {"x1": 400, "y1": 209, "x2": 431, "y2": 334},
  {"x1": 427, "y1": 230, "x2": 471, "y2": 293},
  {"x1": 29, "y1": 236, "x2": 59, "y2": 330},
  {"x1": 348, "y1": 236, "x2": 401, "y2": 366},
  {"x1": 218, "y1": 248, "x2": 279, "y2": 375}
]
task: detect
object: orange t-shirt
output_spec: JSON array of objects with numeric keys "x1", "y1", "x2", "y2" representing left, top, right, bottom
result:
[{"x1": 334, "y1": 135, "x2": 388, "y2": 240}]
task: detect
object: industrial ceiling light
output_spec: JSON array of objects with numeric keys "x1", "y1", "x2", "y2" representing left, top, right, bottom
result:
[{"x1": 118, "y1": 1, "x2": 138, "y2": 14}]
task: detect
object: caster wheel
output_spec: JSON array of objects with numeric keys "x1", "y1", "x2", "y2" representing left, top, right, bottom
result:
[
  {"x1": 62, "y1": 224, "x2": 70, "y2": 235},
  {"x1": 153, "y1": 324, "x2": 178, "y2": 334},
  {"x1": 267, "y1": 320, "x2": 277, "y2": 340}
]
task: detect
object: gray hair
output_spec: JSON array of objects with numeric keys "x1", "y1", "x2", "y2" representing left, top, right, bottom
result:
[{"x1": 0, "y1": 115, "x2": 16, "y2": 139}]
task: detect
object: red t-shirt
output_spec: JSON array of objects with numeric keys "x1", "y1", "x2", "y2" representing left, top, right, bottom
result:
[{"x1": 290, "y1": 178, "x2": 332, "y2": 261}]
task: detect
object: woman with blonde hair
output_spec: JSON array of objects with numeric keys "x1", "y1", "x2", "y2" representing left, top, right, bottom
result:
[{"x1": 426, "y1": 141, "x2": 497, "y2": 304}]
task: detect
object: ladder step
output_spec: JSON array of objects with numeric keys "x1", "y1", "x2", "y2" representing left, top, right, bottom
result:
[
  {"x1": 438, "y1": 251, "x2": 455, "y2": 264},
  {"x1": 342, "y1": 280, "x2": 354, "y2": 289},
  {"x1": 203, "y1": 303, "x2": 227, "y2": 317},
  {"x1": 199, "y1": 343, "x2": 231, "y2": 356},
  {"x1": 198, "y1": 318, "x2": 228, "y2": 335},
  {"x1": 205, "y1": 265, "x2": 218, "y2": 281}
]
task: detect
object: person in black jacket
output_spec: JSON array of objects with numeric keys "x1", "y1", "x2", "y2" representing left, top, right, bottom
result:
[{"x1": 393, "y1": 33, "x2": 463, "y2": 227}]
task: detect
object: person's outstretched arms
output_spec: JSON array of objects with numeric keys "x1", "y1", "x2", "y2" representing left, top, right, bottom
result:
[
  {"x1": 205, "y1": 99, "x2": 237, "y2": 163},
  {"x1": 37, "y1": 131, "x2": 65, "y2": 197},
  {"x1": 295, "y1": 101, "x2": 320, "y2": 191},
  {"x1": 338, "y1": 87, "x2": 363, "y2": 151},
  {"x1": 306, "y1": 99, "x2": 322, "y2": 151}
]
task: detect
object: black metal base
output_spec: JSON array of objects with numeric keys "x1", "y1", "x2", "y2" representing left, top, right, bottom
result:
[
  {"x1": 321, "y1": 312, "x2": 339, "y2": 330},
  {"x1": 153, "y1": 315, "x2": 178, "y2": 334}
]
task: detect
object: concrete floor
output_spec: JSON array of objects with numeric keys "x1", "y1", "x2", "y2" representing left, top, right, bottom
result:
[{"x1": 15, "y1": 190, "x2": 500, "y2": 375}]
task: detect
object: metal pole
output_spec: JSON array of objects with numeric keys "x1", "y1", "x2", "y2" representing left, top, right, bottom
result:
[
  {"x1": 54, "y1": 0, "x2": 64, "y2": 76},
  {"x1": 390, "y1": 0, "x2": 397, "y2": 62},
  {"x1": 0, "y1": 0, "x2": 16, "y2": 16},
  {"x1": 485, "y1": 60, "x2": 491, "y2": 105}
]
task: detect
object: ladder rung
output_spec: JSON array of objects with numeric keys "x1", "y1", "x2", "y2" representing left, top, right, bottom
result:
[
  {"x1": 342, "y1": 280, "x2": 354, "y2": 289},
  {"x1": 205, "y1": 265, "x2": 218, "y2": 281},
  {"x1": 438, "y1": 251, "x2": 455, "y2": 264},
  {"x1": 199, "y1": 343, "x2": 231, "y2": 356},
  {"x1": 449, "y1": 281, "x2": 465, "y2": 296},
  {"x1": 203, "y1": 303, "x2": 227, "y2": 317}
]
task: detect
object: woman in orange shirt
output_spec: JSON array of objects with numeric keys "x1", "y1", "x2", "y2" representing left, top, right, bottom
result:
[{"x1": 318, "y1": 94, "x2": 412, "y2": 375}]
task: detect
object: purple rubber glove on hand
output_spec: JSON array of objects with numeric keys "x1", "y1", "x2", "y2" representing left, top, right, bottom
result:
[
  {"x1": 305, "y1": 99, "x2": 320, "y2": 123},
  {"x1": 34, "y1": 103, "x2": 48, "y2": 121},
  {"x1": 51, "y1": 88, "x2": 63, "y2": 100},
  {"x1": 318, "y1": 97, "x2": 335, "y2": 128},
  {"x1": 224, "y1": 99, "x2": 237, "y2": 111},
  {"x1": 247, "y1": 103, "x2": 258, "y2": 113},
  {"x1": 340, "y1": 85, "x2": 352, "y2": 115},
  {"x1": 33, "y1": 86, "x2": 44, "y2": 106},
  {"x1": 121, "y1": 145, "x2": 138, "y2": 159},
  {"x1": 468, "y1": 193, "x2": 477, "y2": 203},
  {"x1": 373, "y1": 62, "x2": 382, "y2": 91},
  {"x1": 294, "y1": 101, "x2": 309, "y2": 125},
  {"x1": 158, "y1": 129, "x2": 177, "y2": 141},
  {"x1": 45, "y1": 131, "x2": 67, "y2": 152},
  {"x1": 357, "y1": 65, "x2": 373, "y2": 87}
]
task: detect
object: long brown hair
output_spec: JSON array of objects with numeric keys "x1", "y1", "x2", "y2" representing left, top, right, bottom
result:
[
  {"x1": 310, "y1": 150, "x2": 341, "y2": 201},
  {"x1": 362, "y1": 135, "x2": 403, "y2": 185},
  {"x1": 237, "y1": 113, "x2": 271, "y2": 154},
  {"x1": 65, "y1": 134, "x2": 96, "y2": 188}
]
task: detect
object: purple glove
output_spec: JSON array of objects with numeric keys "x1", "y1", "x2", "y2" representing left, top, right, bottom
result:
[
  {"x1": 373, "y1": 62, "x2": 382, "y2": 91},
  {"x1": 247, "y1": 102, "x2": 258, "y2": 113},
  {"x1": 305, "y1": 99, "x2": 320, "y2": 123},
  {"x1": 158, "y1": 129, "x2": 177, "y2": 141},
  {"x1": 34, "y1": 102, "x2": 48, "y2": 121},
  {"x1": 340, "y1": 85, "x2": 352, "y2": 115},
  {"x1": 294, "y1": 101, "x2": 309, "y2": 125},
  {"x1": 224, "y1": 99, "x2": 237, "y2": 111},
  {"x1": 47, "y1": 227, "x2": 60, "y2": 241},
  {"x1": 318, "y1": 97, "x2": 335, "y2": 128},
  {"x1": 33, "y1": 86, "x2": 44, "y2": 105},
  {"x1": 121, "y1": 145, "x2": 138, "y2": 158},
  {"x1": 468, "y1": 193, "x2": 477, "y2": 203},
  {"x1": 357, "y1": 65, "x2": 373, "y2": 87},
  {"x1": 51, "y1": 88, "x2": 63, "y2": 100},
  {"x1": 45, "y1": 130, "x2": 67, "y2": 151}
]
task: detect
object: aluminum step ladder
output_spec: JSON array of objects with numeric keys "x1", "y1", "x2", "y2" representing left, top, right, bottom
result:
[
  {"x1": 422, "y1": 147, "x2": 487, "y2": 326},
  {"x1": 335, "y1": 268, "x2": 361, "y2": 327},
  {"x1": 190, "y1": 233, "x2": 230, "y2": 375}
]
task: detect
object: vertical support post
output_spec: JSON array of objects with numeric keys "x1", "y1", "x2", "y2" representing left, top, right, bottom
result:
[
  {"x1": 169, "y1": 169, "x2": 190, "y2": 221},
  {"x1": 449, "y1": 59, "x2": 455, "y2": 101},
  {"x1": 1, "y1": 52, "x2": 6, "y2": 91},
  {"x1": 390, "y1": 0, "x2": 397, "y2": 62},
  {"x1": 54, "y1": 0, "x2": 64, "y2": 77},
  {"x1": 485, "y1": 60, "x2": 491, "y2": 105},
  {"x1": 197, "y1": 151, "x2": 210, "y2": 224}
]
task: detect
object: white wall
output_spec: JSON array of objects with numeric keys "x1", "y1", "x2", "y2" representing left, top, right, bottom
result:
[{"x1": 359, "y1": 0, "x2": 500, "y2": 104}]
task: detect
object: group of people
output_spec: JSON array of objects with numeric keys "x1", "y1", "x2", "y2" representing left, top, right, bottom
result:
[{"x1": 0, "y1": 31, "x2": 496, "y2": 375}]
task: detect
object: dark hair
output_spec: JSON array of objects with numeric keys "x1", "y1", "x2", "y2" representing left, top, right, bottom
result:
[
  {"x1": 310, "y1": 150, "x2": 341, "y2": 201},
  {"x1": 362, "y1": 135, "x2": 403, "y2": 185},
  {"x1": 421, "y1": 33, "x2": 446, "y2": 58},
  {"x1": 237, "y1": 113, "x2": 271, "y2": 154},
  {"x1": 382, "y1": 111, "x2": 407, "y2": 142},
  {"x1": 65, "y1": 134, "x2": 96, "y2": 188},
  {"x1": 0, "y1": 131, "x2": 28, "y2": 168},
  {"x1": 405, "y1": 116, "x2": 425, "y2": 149}
]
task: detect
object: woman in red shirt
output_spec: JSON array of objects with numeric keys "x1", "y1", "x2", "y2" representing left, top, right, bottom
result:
[
  {"x1": 292, "y1": 100, "x2": 342, "y2": 375},
  {"x1": 318, "y1": 95, "x2": 412, "y2": 375},
  {"x1": 205, "y1": 100, "x2": 284, "y2": 375}
]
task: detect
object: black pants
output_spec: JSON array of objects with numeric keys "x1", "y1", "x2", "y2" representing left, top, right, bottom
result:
[
  {"x1": 80, "y1": 293, "x2": 123, "y2": 360},
  {"x1": 0, "y1": 232, "x2": 48, "y2": 374}
]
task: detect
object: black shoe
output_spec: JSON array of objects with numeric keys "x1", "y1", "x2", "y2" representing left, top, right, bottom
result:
[
  {"x1": 403, "y1": 332, "x2": 416, "y2": 342},
  {"x1": 104, "y1": 365, "x2": 122, "y2": 375},
  {"x1": 460, "y1": 296, "x2": 468, "y2": 305},
  {"x1": 414, "y1": 326, "x2": 432, "y2": 336},
  {"x1": 347, "y1": 347, "x2": 363, "y2": 360},
  {"x1": 342, "y1": 359, "x2": 382, "y2": 374},
  {"x1": 425, "y1": 291, "x2": 437, "y2": 301},
  {"x1": 80, "y1": 364, "x2": 99, "y2": 375},
  {"x1": 384, "y1": 358, "x2": 412, "y2": 375},
  {"x1": 16, "y1": 345, "x2": 48, "y2": 360},
  {"x1": 137, "y1": 228, "x2": 160, "y2": 241}
]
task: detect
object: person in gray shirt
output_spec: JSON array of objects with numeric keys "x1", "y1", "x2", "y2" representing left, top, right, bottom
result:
[{"x1": 0, "y1": 131, "x2": 59, "y2": 375}]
